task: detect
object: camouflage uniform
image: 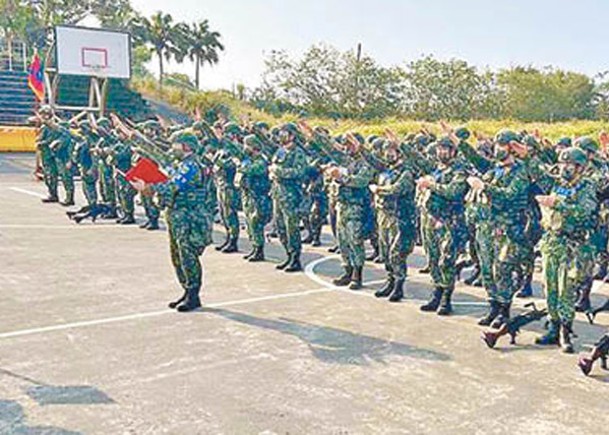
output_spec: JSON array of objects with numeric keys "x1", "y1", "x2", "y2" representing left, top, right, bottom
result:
[
  {"x1": 37, "y1": 122, "x2": 59, "y2": 202},
  {"x1": 72, "y1": 123, "x2": 99, "y2": 206},
  {"x1": 536, "y1": 147, "x2": 598, "y2": 353},
  {"x1": 213, "y1": 148, "x2": 240, "y2": 251},
  {"x1": 271, "y1": 140, "x2": 307, "y2": 270},
  {"x1": 112, "y1": 139, "x2": 136, "y2": 223},
  {"x1": 50, "y1": 123, "x2": 75, "y2": 205},
  {"x1": 153, "y1": 135, "x2": 213, "y2": 312},
  {"x1": 419, "y1": 139, "x2": 468, "y2": 315},
  {"x1": 238, "y1": 136, "x2": 272, "y2": 260},
  {"x1": 96, "y1": 122, "x2": 118, "y2": 217},
  {"x1": 332, "y1": 155, "x2": 374, "y2": 289}
]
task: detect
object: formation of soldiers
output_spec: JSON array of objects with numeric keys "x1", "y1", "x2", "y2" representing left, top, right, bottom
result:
[{"x1": 33, "y1": 106, "x2": 609, "y2": 376}]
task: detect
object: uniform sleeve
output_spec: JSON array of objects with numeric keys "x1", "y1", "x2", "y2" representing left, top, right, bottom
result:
[
  {"x1": 429, "y1": 170, "x2": 469, "y2": 200},
  {"x1": 553, "y1": 184, "x2": 598, "y2": 228},
  {"x1": 458, "y1": 141, "x2": 492, "y2": 173},
  {"x1": 377, "y1": 169, "x2": 415, "y2": 196},
  {"x1": 340, "y1": 162, "x2": 373, "y2": 188},
  {"x1": 484, "y1": 167, "x2": 529, "y2": 204},
  {"x1": 274, "y1": 149, "x2": 307, "y2": 179}
]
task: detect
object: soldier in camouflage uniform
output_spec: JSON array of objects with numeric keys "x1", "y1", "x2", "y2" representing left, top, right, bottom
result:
[
  {"x1": 213, "y1": 122, "x2": 241, "y2": 253},
  {"x1": 464, "y1": 130, "x2": 531, "y2": 327},
  {"x1": 36, "y1": 107, "x2": 60, "y2": 203},
  {"x1": 112, "y1": 126, "x2": 137, "y2": 225},
  {"x1": 72, "y1": 120, "x2": 99, "y2": 206},
  {"x1": 238, "y1": 135, "x2": 272, "y2": 262},
  {"x1": 50, "y1": 121, "x2": 76, "y2": 206},
  {"x1": 365, "y1": 138, "x2": 417, "y2": 302},
  {"x1": 132, "y1": 133, "x2": 213, "y2": 312},
  {"x1": 417, "y1": 136, "x2": 469, "y2": 316},
  {"x1": 329, "y1": 135, "x2": 374, "y2": 290},
  {"x1": 95, "y1": 118, "x2": 119, "y2": 219},
  {"x1": 270, "y1": 123, "x2": 307, "y2": 272},
  {"x1": 534, "y1": 147, "x2": 598, "y2": 353}
]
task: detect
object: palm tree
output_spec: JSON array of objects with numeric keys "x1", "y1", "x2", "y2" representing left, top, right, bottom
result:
[
  {"x1": 136, "y1": 12, "x2": 182, "y2": 89},
  {"x1": 185, "y1": 20, "x2": 224, "y2": 89}
]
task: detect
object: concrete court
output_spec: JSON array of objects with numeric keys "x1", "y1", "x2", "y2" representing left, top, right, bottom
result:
[{"x1": 0, "y1": 152, "x2": 608, "y2": 435}]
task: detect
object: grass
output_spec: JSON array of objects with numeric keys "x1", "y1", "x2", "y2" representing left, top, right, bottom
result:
[{"x1": 131, "y1": 78, "x2": 609, "y2": 141}]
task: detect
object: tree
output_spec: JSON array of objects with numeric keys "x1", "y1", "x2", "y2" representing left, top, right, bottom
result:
[
  {"x1": 182, "y1": 20, "x2": 224, "y2": 89},
  {"x1": 135, "y1": 11, "x2": 182, "y2": 89},
  {"x1": 90, "y1": 0, "x2": 135, "y2": 30}
]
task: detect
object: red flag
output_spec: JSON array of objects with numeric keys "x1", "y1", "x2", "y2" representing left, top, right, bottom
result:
[
  {"x1": 125, "y1": 158, "x2": 168, "y2": 184},
  {"x1": 28, "y1": 51, "x2": 45, "y2": 101}
]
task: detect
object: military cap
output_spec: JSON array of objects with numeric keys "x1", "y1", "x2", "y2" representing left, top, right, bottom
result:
[
  {"x1": 223, "y1": 122, "x2": 242, "y2": 137},
  {"x1": 244, "y1": 134, "x2": 263, "y2": 150},
  {"x1": 455, "y1": 127, "x2": 471, "y2": 141},
  {"x1": 436, "y1": 136, "x2": 456, "y2": 149},
  {"x1": 558, "y1": 147, "x2": 587, "y2": 166},
  {"x1": 495, "y1": 129, "x2": 520, "y2": 145},
  {"x1": 556, "y1": 137, "x2": 572, "y2": 148},
  {"x1": 575, "y1": 136, "x2": 599, "y2": 154}
]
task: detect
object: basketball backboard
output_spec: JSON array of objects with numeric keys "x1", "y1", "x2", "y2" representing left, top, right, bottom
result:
[{"x1": 55, "y1": 26, "x2": 131, "y2": 79}]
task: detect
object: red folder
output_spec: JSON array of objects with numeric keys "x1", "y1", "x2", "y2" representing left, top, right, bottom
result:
[{"x1": 125, "y1": 158, "x2": 168, "y2": 184}]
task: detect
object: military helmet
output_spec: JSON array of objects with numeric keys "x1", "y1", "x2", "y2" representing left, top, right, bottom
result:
[
  {"x1": 495, "y1": 129, "x2": 520, "y2": 145},
  {"x1": 556, "y1": 137, "x2": 572, "y2": 148},
  {"x1": 171, "y1": 131, "x2": 201, "y2": 151},
  {"x1": 455, "y1": 127, "x2": 471, "y2": 141},
  {"x1": 575, "y1": 136, "x2": 599, "y2": 154},
  {"x1": 414, "y1": 133, "x2": 431, "y2": 147},
  {"x1": 244, "y1": 134, "x2": 262, "y2": 151},
  {"x1": 281, "y1": 122, "x2": 300, "y2": 136},
  {"x1": 223, "y1": 122, "x2": 242, "y2": 137},
  {"x1": 436, "y1": 136, "x2": 456, "y2": 149},
  {"x1": 366, "y1": 134, "x2": 379, "y2": 144},
  {"x1": 558, "y1": 147, "x2": 587, "y2": 167},
  {"x1": 353, "y1": 132, "x2": 365, "y2": 145},
  {"x1": 96, "y1": 117, "x2": 111, "y2": 130},
  {"x1": 254, "y1": 121, "x2": 269, "y2": 131},
  {"x1": 371, "y1": 137, "x2": 386, "y2": 152}
]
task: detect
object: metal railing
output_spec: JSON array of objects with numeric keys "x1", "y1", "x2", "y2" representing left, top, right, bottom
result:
[{"x1": 0, "y1": 40, "x2": 28, "y2": 72}]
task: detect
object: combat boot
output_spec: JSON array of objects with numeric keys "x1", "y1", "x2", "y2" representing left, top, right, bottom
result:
[
  {"x1": 243, "y1": 247, "x2": 256, "y2": 260},
  {"x1": 276, "y1": 253, "x2": 292, "y2": 270},
  {"x1": 215, "y1": 234, "x2": 230, "y2": 251},
  {"x1": 120, "y1": 215, "x2": 136, "y2": 225},
  {"x1": 147, "y1": 219, "x2": 160, "y2": 231},
  {"x1": 574, "y1": 278, "x2": 592, "y2": 312},
  {"x1": 418, "y1": 265, "x2": 431, "y2": 274},
  {"x1": 60, "y1": 194, "x2": 75, "y2": 207},
  {"x1": 535, "y1": 320, "x2": 560, "y2": 346},
  {"x1": 437, "y1": 288, "x2": 453, "y2": 316},
  {"x1": 222, "y1": 237, "x2": 239, "y2": 253},
  {"x1": 333, "y1": 266, "x2": 353, "y2": 286},
  {"x1": 375, "y1": 277, "x2": 395, "y2": 298},
  {"x1": 348, "y1": 266, "x2": 363, "y2": 290},
  {"x1": 103, "y1": 207, "x2": 118, "y2": 219},
  {"x1": 421, "y1": 288, "x2": 443, "y2": 312},
  {"x1": 311, "y1": 229, "x2": 322, "y2": 247},
  {"x1": 560, "y1": 322, "x2": 575, "y2": 354},
  {"x1": 42, "y1": 195, "x2": 59, "y2": 204},
  {"x1": 284, "y1": 253, "x2": 303, "y2": 273},
  {"x1": 248, "y1": 246, "x2": 265, "y2": 263},
  {"x1": 515, "y1": 279, "x2": 533, "y2": 298},
  {"x1": 139, "y1": 220, "x2": 150, "y2": 229},
  {"x1": 328, "y1": 245, "x2": 340, "y2": 254},
  {"x1": 464, "y1": 265, "x2": 481, "y2": 286},
  {"x1": 168, "y1": 291, "x2": 187, "y2": 309},
  {"x1": 490, "y1": 303, "x2": 510, "y2": 329},
  {"x1": 478, "y1": 300, "x2": 501, "y2": 326},
  {"x1": 388, "y1": 279, "x2": 405, "y2": 303}
]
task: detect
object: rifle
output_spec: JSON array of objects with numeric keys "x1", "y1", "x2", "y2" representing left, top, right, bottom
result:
[
  {"x1": 586, "y1": 299, "x2": 609, "y2": 325},
  {"x1": 482, "y1": 302, "x2": 548, "y2": 348},
  {"x1": 578, "y1": 334, "x2": 609, "y2": 376}
]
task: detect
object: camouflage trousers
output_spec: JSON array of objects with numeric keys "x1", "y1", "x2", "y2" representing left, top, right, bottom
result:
[
  {"x1": 474, "y1": 222, "x2": 495, "y2": 294},
  {"x1": 99, "y1": 162, "x2": 116, "y2": 206},
  {"x1": 167, "y1": 208, "x2": 212, "y2": 305},
  {"x1": 485, "y1": 227, "x2": 528, "y2": 304},
  {"x1": 81, "y1": 172, "x2": 98, "y2": 206},
  {"x1": 423, "y1": 216, "x2": 459, "y2": 290},
  {"x1": 56, "y1": 159, "x2": 74, "y2": 201},
  {"x1": 243, "y1": 192, "x2": 271, "y2": 249},
  {"x1": 39, "y1": 147, "x2": 58, "y2": 198},
  {"x1": 541, "y1": 234, "x2": 594, "y2": 323},
  {"x1": 116, "y1": 174, "x2": 136, "y2": 218},
  {"x1": 337, "y1": 202, "x2": 366, "y2": 268},
  {"x1": 142, "y1": 194, "x2": 160, "y2": 223},
  {"x1": 218, "y1": 186, "x2": 240, "y2": 239},
  {"x1": 377, "y1": 209, "x2": 415, "y2": 280},
  {"x1": 304, "y1": 193, "x2": 328, "y2": 240},
  {"x1": 274, "y1": 196, "x2": 302, "y2": 255}
]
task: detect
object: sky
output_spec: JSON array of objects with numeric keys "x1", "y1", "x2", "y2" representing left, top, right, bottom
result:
[{"x1": 129, "y1": 0, "x2": 609, "y2": 90}]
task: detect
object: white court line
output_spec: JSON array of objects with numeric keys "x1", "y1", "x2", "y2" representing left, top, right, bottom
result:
[
  {"x1": 0, "y1": 224, "x2": 123, "y2": 229},
  {"x1": 0, "y1": 287, "x2": 335, "y2": 340},
  {"x1": 9, "y1": 187, "x2": 46, "y2": 199}
]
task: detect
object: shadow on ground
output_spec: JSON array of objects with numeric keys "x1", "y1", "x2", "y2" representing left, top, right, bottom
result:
[{"x1": 205, "y1": 308, "x2": 450, "y2": 365}]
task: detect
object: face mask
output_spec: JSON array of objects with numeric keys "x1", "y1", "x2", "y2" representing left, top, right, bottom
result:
[
  {"x1": 560, "y1": 165, "x2": 577, "y2": 182},
  {"x1": 494, "y1": 147, "x2": 509, "y2": 162},
  {"x1": 437, "y1": 149, "x2": 452, "y2": 164}
]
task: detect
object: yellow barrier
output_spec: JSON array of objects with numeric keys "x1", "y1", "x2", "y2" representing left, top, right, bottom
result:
[{"x1": 0, "y1": 126, "x2": 37, "y2": 152}]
